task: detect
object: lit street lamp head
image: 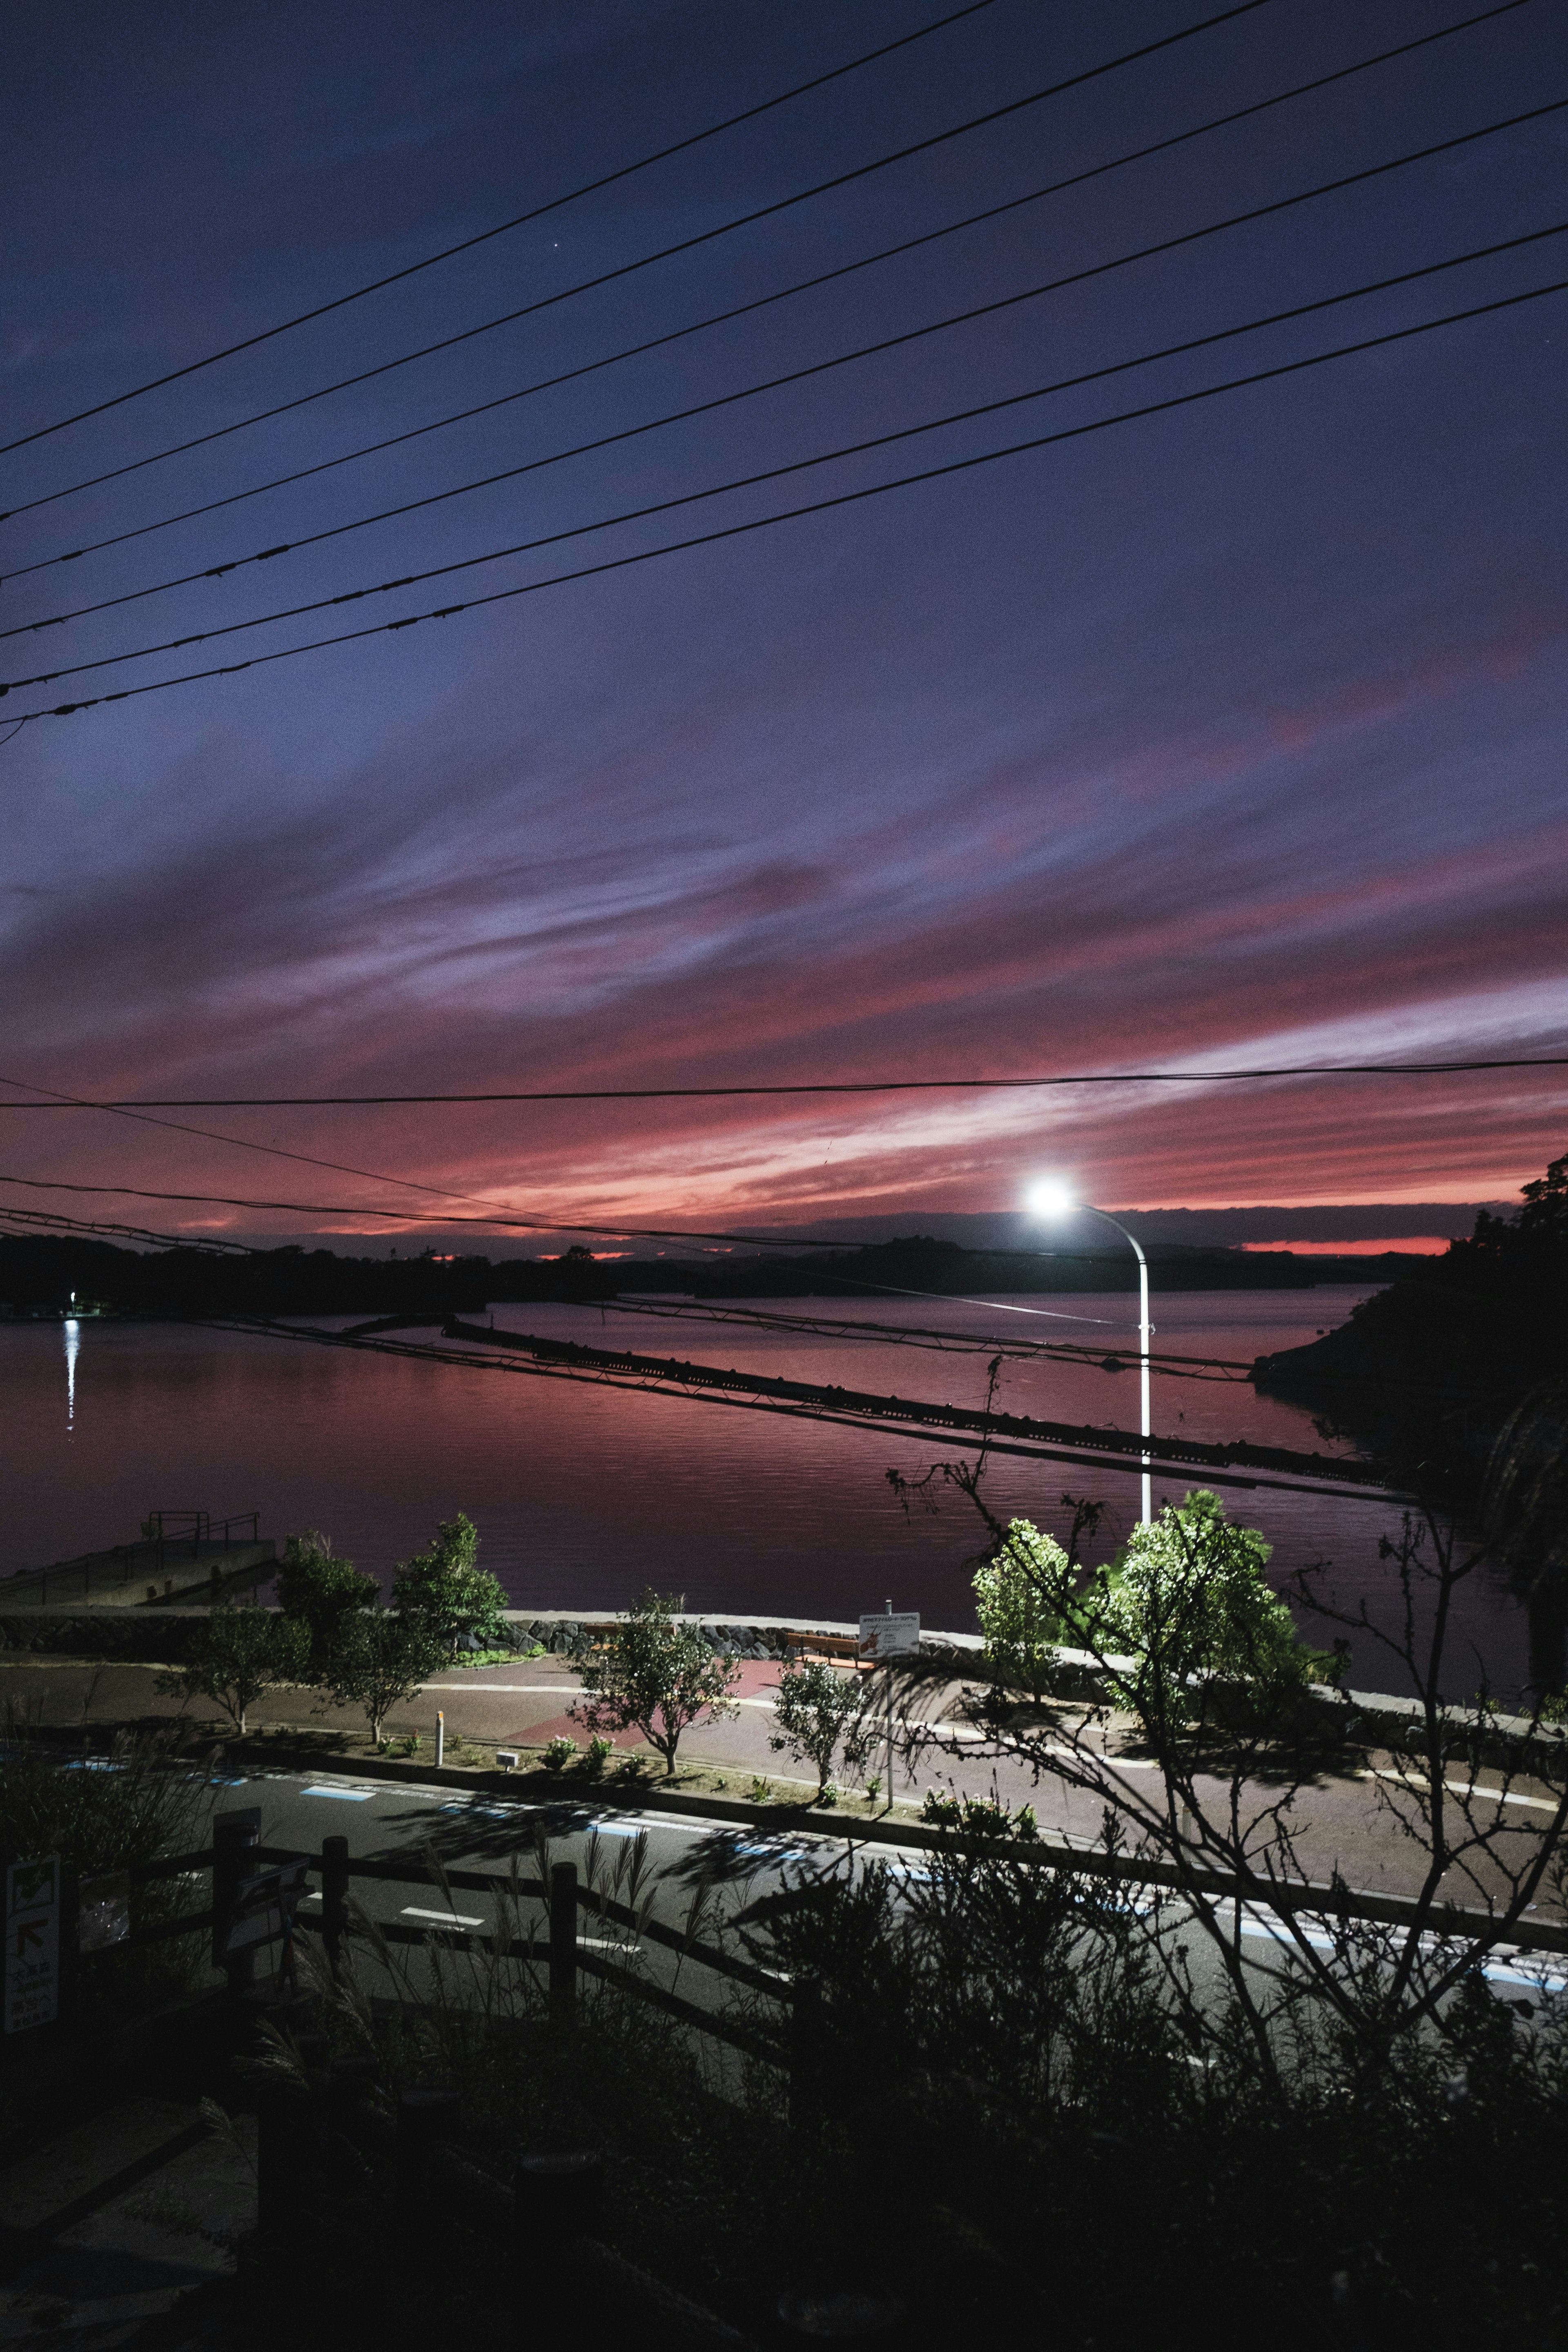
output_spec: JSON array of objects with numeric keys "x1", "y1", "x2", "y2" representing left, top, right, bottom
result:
[{"x1": 1025, "y1": 1179, "x2": 1075, "y2": 1219}]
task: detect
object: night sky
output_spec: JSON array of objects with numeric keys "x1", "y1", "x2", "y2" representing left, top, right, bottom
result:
[{"x1": 2, "y1": 0, "x2": 1564, "y2": 1249}]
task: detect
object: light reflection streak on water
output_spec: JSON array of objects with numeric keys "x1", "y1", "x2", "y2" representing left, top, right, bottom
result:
[{"x1": 62, "y1": 1317, "x2": 79, "y2": 1432}]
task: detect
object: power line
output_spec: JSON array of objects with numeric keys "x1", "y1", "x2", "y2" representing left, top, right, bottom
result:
[
  {"x1": 0, "y1": 1, "x2": 1009, "y2": 460},
  {"x1": 0, "y1": 1168, "x2": 1140, "y2": 1289},
  {"x1": 0, "y1": 1203, "x2": 253, "y2": 1254},
  {"x1": 581, "y1": 1294, "x2": 1257, "y2": 1377},
  {"x1": 0, "y1": 1068, "x2": 604, "y2": 1229},
  {"x1": 16, "y1": 99, "x2": 1557, "y2": 644},
  {"x1": 0, "y1": 1056, "x2": 1563, "y2": 1110},
  {"x1": 5, "y1": 4, "x2": 1535, "y2": 553},
  {"x1": 7, "y1": 245, "x2": 1565, "y2": 714},
  {"x1": 207, "y1": 1314, "x2": 1410, "y2": 1503}
]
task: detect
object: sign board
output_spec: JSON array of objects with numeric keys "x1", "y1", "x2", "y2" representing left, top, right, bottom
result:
[
  {"x1": 78, "y1": 1869, "x2": 132, "y2": 1954},
  {"x1": 5, "y1": 1855, "x2": 60, "y2": 2034},
  {"x1": 859, "y1": 1611, "x2": 920, "y2": 1662},
  {"x1": 225, "y1": 1859, "x2": 310, "y2": 1956}
]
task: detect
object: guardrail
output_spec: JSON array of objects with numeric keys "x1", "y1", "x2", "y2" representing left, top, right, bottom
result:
[
  {"x1": 67, "y1": 1826, "x2": 786, "y2": 2068},
  {"x1": 4, "y1": 1513, "x2": 263, "y2": 1604}
]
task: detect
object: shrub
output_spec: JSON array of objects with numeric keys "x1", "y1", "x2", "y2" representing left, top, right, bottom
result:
[
  {"x1": 1101, "y1": 1489, "x2": 1320, "y2": 1715},
  {"x1": 322, "y1": 1610, "x2": 445, "y2": 1746},
  {"x1": 768, "y1": 1659, "x2": 873, "y2": 1795},
  {"x1": 275, "y1": 1528, "x2": 378, "y2": 1670},
  {"x1": 973, "y1": 1518, "x2": 1072, "y2": 1698},
  {"x1": 392, "y1": 1512, "x2": 510, "y2": 1660},
  {"x1": 542, "y1": 1735, "x2": 576, "y2": 1771},
  {"x1": 570, "y1": 1590, "x2": 739, "y2": 1777},
  {"x1": 156, "y1": 1601, "x2": 310, "y2": 1735}
]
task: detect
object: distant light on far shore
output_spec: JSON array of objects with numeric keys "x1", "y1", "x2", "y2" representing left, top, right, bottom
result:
[{"x1": 1025, "y1": 1179, "x2": 1075, "y2": 1218}]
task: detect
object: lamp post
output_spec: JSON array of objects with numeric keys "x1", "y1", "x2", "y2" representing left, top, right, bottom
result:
[{"x1": 1027, "y1": 1183, "x2": 1152, "y2": 1526}]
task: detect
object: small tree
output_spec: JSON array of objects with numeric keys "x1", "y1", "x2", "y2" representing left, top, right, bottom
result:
[
  {"x1": 769, "y1": 1659, "x2": 875, "y2": 1796},
  {"x1": 156, "y1": 1601, "x2": 310, "y2": 1736},
  {"x1": 1098, "y1": 1488, "x2": 1323, "y2": 1716},
  {"x1": 571, "y1": 1590, "x2": 739, "y2": 1777},
  {"x1": 392, "y1": 1512, "x2": 510, "y2": 1660},
  {"x1": 323, "y1": 1610, "x2": 444, "y2": 1747},
  {"x1": 275, "y1": 1528, "x2": 378, "y2": 1671},
  {"x1": 973, "y1": 1519, "x2": 1073, "y2": 1701}
]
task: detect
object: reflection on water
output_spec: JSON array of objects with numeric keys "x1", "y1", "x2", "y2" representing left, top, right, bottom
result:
[{"x1": 0, "y1": 1291, "x2": 1530, "y2": 1697}]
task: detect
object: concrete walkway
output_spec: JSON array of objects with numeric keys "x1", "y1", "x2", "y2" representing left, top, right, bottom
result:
[{"x1": 3, "y1": 1652, "x2": 1563, "y2": 1926}]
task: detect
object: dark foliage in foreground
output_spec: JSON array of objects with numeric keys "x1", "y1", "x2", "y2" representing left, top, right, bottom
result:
[{"x1": 179, "y1": 1811, "x2": 1568, "y2": 2352}]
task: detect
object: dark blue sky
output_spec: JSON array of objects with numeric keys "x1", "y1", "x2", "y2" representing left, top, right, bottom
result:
[{"x1": 1, "y1": 0, "x2": 1564, "y2": 1246}]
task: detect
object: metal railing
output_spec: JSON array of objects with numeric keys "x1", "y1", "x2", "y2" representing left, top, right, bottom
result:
[
  {"x1": 78, "y1": 1829, "x2": 786, "y2": 2069},
  {"x1": 5, "y1": 1513, "x2": 263, "y2": 1604}
]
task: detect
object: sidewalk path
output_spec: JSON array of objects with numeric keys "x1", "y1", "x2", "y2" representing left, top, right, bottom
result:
[{"x1": 3, "y1": 1652, "x2": 1561, "y2": 1922}]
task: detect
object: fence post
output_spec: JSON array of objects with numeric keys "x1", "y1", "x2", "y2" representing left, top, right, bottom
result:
[
  {"x1": 549, "y1": 1862, "x2": 577, "y2": 2029},
  {"x1": 321, "y1": 1835, "x2": 349, "y2": 1978},
  {"x1": 212, "y1": 1809, "x2": 260, "y2": 1994}
]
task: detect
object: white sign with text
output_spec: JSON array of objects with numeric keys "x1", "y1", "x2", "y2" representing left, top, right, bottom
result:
[
  {"x1": 5, "y1": 1855, "x2": 60, "y2": 2034},
  {"x1": 859, "y1": 1612, "x2": 920, "y2": 1661}
]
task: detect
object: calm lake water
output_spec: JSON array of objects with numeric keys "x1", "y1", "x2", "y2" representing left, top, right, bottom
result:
[{"x1": 0, "y1": 1287, "x2": 1528, "y2": 1697}]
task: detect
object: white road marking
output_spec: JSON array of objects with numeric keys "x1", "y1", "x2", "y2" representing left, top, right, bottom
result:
[
  {"x1": 1365, "y1": 1768, "x2": 1564, "y2": 1812},
  {"x1": 422, "y1": 1683, "x2": 577, "y2": 1694},
  {"x1": 401, "y1": 1905, "x2": 485, "y2": 1928},
  {"x1": 302, "y1": 1786, "x2": 374, "y2": 1801}
]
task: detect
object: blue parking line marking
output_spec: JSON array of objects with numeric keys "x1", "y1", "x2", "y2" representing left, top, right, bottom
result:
[
  {"x1": 302, "y1": 1786, "x2": 375, "y2": 1801},
  {"x1": 1485, "y1": 1962, "x2": 1567, "y2": 1993}
]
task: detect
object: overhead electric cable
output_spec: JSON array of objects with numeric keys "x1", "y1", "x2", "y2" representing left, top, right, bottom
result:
[
  {"x1": 6, "y1": 6, "x2": 1536, "y2": 551},
  {"x1": 0, "y1": 1054, "x2": 1564, "y2": 1109},
  {"x1": 15, "y1": 98, "x2": 1559, "y2": 644},
  {"x1": 0, "y1": 1068, "x2": 616, "y2": 1228},
  {"x1": 0, "y1": 1203, "x2": 254, "y2": 1253},
  {"x1": 7, "y1": 232, "x2": 1564, "y2": 710},
  {"x1": 0, "y1": 0, "x2": 1011, "y2": 459},
  {"x1": 199, "y1": 1318, "x2": 1407, "y2": 1502},
  {"x1": 0, "y1": 1165, "x2": 1116, "y2": 1300},
  {"x1": 13, "y1": 269, "x2": 1565, "y2": 730}
]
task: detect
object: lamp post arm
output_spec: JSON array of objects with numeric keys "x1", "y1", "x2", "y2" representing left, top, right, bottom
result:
[{"x1": 1078, "y1": 1206, "x2": 1152, "y2": 1528}]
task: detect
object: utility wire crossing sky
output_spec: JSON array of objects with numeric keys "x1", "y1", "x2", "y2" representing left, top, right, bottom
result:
[{"x1": 1, "y1": 0, "x2": 1563, "y2": 1236}]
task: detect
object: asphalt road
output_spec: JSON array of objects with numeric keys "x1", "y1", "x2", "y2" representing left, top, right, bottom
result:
[
  {"x1": 183, "y1": 1760, "x2": 1568, "y2": 2032},
  {"x1": 7, "y1": 1650, "x2": 1567, "y2": 1931}
]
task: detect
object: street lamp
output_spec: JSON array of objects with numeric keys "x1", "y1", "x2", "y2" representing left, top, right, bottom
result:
[{"x1": 1025, "y1": 1180, "x2": 1152, "y2": 1525}]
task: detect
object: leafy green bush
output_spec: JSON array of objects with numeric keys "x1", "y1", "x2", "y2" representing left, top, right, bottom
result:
[
  {"x1": 274, "y1": 1528, "x2": 377, "y2": 1670},
  {"x1": 156, "y1": 1600, "x2": 310, "y2": 1735},
  {"x1": 973, "y1": 1518, "x2": 1073, "y2": 1697},
  {"x1": 1100, "y1": 1489, "x2": 1322, "y2": 1714},
  {"x1": 768, "y1": 1659, "x2": 873, "y2": 1795},
  {"x1": 542, "y1": 1734, "x2": 576, "y2": 1771},
  {"x1": 570, "y1": 1590, "x2": 739, "y2": 1777},
  {"x1": 976, "y1": 1492, "x2": 1327, "y2": 1719},
  {"x1": 392, "y1": 1512, "x2": 510, "y2": 1659},
  {"x1": 920, "y1": 1788, "x2": 1038, "y2": 1840},
  {"x1": 444, "y1": 1643, "x2": 543, "y2": 1669},
  {"x1": 322, "y1": 1609, "x2": 445, "y2": 1745}
]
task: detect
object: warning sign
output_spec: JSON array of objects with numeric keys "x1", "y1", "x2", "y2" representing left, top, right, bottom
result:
[{"x1": 5, "y1": 1855, "x2": 61, "y2": 2035}]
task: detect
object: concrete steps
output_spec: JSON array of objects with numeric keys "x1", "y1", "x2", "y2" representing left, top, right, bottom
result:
[{"x1": 0, "y1": 2096, "x2": 256, "y2": 2343}]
